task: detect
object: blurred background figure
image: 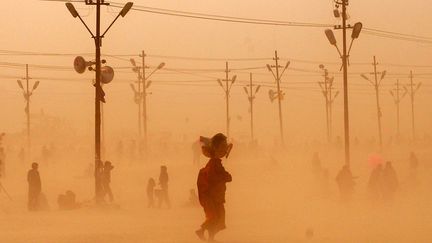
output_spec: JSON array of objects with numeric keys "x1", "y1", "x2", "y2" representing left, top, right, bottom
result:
[
  {"x1": 102, "y1": 161, "x2": 114, "y2": 203},
  {"x1": 28, "y1": 162, "x2": 41, "y2": 211},
  {"x1": 367, "y1": 163, "x2": 383, "y2": 202},
  {"x1": 147, "y1": 178, "x2": 156, "y2": 208},
  {"x1": 335, "y1": 165, "x2": 355, "y2": 202},
  {"x1": 158, "y1": 165, "x2": 170, "y2": 208},
  {"x1": 58, "y1": 190, "x2": 79, "y2": 210},
  {"x1": 184, "y1": 189, "x2": 199, "y2": 208},
  {"x1": 382, "y1": 161, "x2": 399, "y2": 202}
]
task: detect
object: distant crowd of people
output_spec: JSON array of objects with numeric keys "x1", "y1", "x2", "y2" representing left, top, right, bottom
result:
[{"x1": 311, "y1": 151, "x2": 420, "y2": 203}]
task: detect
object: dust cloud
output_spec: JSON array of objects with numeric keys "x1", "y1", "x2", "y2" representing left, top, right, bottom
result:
[
  {"x1": 1, "y1": 0, "x2": 432, "y2": 242},
  {"x1": 0, "y1": 131, "x2": 432, "y2": 242}
]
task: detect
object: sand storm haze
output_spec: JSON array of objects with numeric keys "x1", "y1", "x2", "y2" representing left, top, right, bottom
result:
[{"x1": 0, "y1": 0, "x2": 432, "y2": 242}]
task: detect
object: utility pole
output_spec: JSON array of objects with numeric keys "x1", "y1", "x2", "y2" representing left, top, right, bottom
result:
[
  {"x1": 141, "y1": 51, "x2": 164, "y2": 152},
  {"x1": 101, "y1": 101, "x2": 105, "y2": 157},
  {"x1": 141, "y1": 51, "x2": 148, "y2": 150},
  {"x1": 130, "y1": 58, "x2": 143, "y2": 138},
  {"x1": 361, "y1": 56, "x2": 386, "y2": 150},
  {"x1": 65, "y1": 0, "x2": 133, "y2": 202},
  {"x1": 328, "y1": 77, "x2": 339, "y2": 140},
  {"x1": 326, "y1": 0, "x2": 362, "y2": 168},
  {"x1": 390, "y1": 79, "x2": 407, "y2": 139},
  {"x1": 131, "y1": 51, "x2": 165, "y2": 153},
  {"x1": 243, "y1": 73, "x2": 261, "y2": 143},
  {"x1": 17, "y1": 65, "x2": 40, "y2": 159},
  {"x1": 407, "y1": 71, "x2": 422, "y2": 141},
  {"x1": 340, "y1": 0, "x2": 350, "y2": 166},
  {"x1": 318, "y1": 65, "x2": 338, "y2": 143},
  {"x1": 266, "y1": 51, "x2": 290, "y2": 146},
  {"x1": 217, "y1": 62, "x2": 237, "y2": 138}
]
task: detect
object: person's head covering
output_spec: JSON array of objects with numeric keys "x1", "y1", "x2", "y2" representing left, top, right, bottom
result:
[
  {"x1": 104, "y1": 161, "x2": 114, "y2": 170},
  {"x1": 200, "y1": 133, "x2": 233, "y2": 159},
  {"x1": 161, "y1": 165, "x2": 167, "y2": 172},
  {"x1": 31, "y1": 162, "x2": 38, "y2": 169}
]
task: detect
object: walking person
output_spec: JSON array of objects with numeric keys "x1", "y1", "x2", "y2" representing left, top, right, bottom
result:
[
  {"x1": 147, "y1": 178, "x2": 156, "y2": 208},
  {"x1": 158, "y1": 165, "x2": 171, "y2": 208},
  {"x1": 195, "y1": 133, "x2": 233, "y2": 242},
  {"x1": 28, "y1": 162, "x2": 41, "y2": 211},
  {"x1": 102, "y1": 161, "x2": 114, "y2": 202}
]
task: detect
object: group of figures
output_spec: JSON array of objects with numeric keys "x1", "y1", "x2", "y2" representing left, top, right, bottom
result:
[
  {"x1": 147, "y1": 165, "x2": 171, "y2": 209},
  {"x1": 334, "y1": 155, "x2": 418, "y2": 203},
  {"x1": 95, "y1": 160, "x2": 115, "y2": 203},
  {"x1": 25, "y1": 132, "x2": 234, "y2": 242},
  {"x1": 367, "y1": 161, "x2": 399, "y2": 202},
  {"x1": 311, "y1": 152, "x2": 419, "y2": 203}
]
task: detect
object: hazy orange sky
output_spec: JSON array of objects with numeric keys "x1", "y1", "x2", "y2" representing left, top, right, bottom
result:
[{"x1": 1, "y1": 0, "x2": 431, "y2": 143}]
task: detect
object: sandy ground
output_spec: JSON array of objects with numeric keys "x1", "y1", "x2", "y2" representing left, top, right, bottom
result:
[{"x1": 0, "y1": 146, "x2": 431, "y2": 243}]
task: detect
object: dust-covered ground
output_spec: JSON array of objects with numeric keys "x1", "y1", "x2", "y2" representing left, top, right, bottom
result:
[{"x1": 0, "y1": 141, "x2": 431, "y2": 243}]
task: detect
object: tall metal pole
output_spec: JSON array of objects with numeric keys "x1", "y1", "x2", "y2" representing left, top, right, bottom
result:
[
  {"x1": 26, "y1": 64, "x2": 30, "y2": 157},
  {"x1": 409, "y1": 71, "x2": 416, "y2": 141},
  {"x1": 328, "y1": 76, "x2": 337, "y2": 141},
  {"x1": 274, "y1": 51, "x2": 284, "y2": 145},
  {"x1": 396, "y1": 80, "x2": 401, "y2": 137},
  {"x1": 372, "y1": 56, "x2": 383, "y2": 150},
  {"x1": 319, "y1": 68, "x2": 330, "y2": 143},
  {"x1": 94, "y1": 0, "x2": 102, "y2": 200},
  {"x1": 225, "y1": 62, "x2": 230, "y2": 138},
  {"x1": 142, "y1": 51, "x2": 148, "y2": 151},
  {"x1": 101, "y1": 101, "x2": 105, "y2": 157},
  {"x1": 249, "y1": 73, "x2": 254, "y2": 141},
  {"x1": 341, "y1": 0, "x2": 350, "y2": 167},
  {"x1": 390, "y1": 79, "x2": 406, "y2": 140},
  {"x1": 137, "y1": 65, "x2": 142, "y2": 138}
]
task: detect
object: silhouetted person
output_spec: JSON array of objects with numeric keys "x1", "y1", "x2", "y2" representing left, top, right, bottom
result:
[
  {"x1": 409, "y1": 152, "x2": 419, "y2": 170},
  {"x1": 95, "y1": 160, "x2": 104, "y2": 202},
  {"x1": 158, "y1": 165, "x2": 170, "y2": 208},
  {"x1": 196, "y1": 133, "x2": 233, "y2": 242},
  {"x1": 58, "y1": 190, "x2": 79, "y2": 210},
  {"x1": 102, "y1": 161, "x2": 114, "y2": 202},
  {"x1": 408, "y1": 152, "x2": 419, "y2": 186},
  {"x1": 367, "y1": 164, "x2": 383, "y2": 201},
  {"x1": 185, "y1": 189, "x2": 199, "y2": 207},
  {"x1": 147, "y1": 178, "x2": 156, "y2": 208},
  {"x1": 335, "y1": 165, "x2": 355, "y2": 202},
  {"x1": 28, "y1": 162, "x2": 41, "y2": 211},
  {"x1": 382, "y1": 161, "x2": 399, "y2": 201}
]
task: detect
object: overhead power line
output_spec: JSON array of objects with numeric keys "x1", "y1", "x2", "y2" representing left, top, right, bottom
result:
[{"x1": 110, "y1": 2, "x2": 332, "y2": 28}]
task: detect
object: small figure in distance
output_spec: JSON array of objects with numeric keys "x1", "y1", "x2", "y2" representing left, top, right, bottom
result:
[
  {"x1": 58, "y1": 190, "x2": 79, "y2": 210},
  {"x1": 28, "y1": 162, "x2": 41, "y2": 211},
  {"x1": 335, "y1": 164, "x2": 355, "y2": 202},
  {"x1": 147, "y1": 178, "x2": 156, "y2": 208},
  {"x1": 195, "y1": 133, "x2": 233, "y2": 242},
  {"x1": 95, "y1": 160, "x2": 104, "y2": 203},
  {"x1": 184, "y1": 189, "x2": 199, "y2": 208},
  {"x1": 102, "y1": 161, "x2": 114, "y2": 203},
  {"x1": 158, "y1": 165, "x2": 171, "y2": 209},
  {"x1": 382, "y1": 161, "x2": 399, "y2": 202},
  {"x1": 367, "y1": 163, "x2": 383, "y2": 202}
]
